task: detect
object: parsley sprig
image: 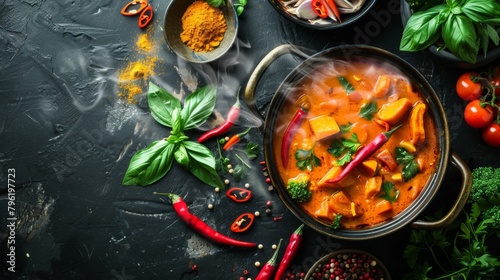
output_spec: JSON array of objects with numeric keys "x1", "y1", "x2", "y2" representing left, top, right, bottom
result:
[
  {"x1": 328, "y1": 134, "x2": 362, "y2": 167},
  {"x1": 295, "y1": 148, "x2": 321, "y2": 171},
  {"x1": 379, "y1": 182, "x2": 400, "y2": 202},
  {"x1": 395, "y1": 147, "x2": 420, "y2": 181}
]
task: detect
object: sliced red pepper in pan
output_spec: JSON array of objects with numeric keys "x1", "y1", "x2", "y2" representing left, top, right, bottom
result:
[
  {"x1": 311, "y1": 0, "x2": 328, "y2": 19},
  {"x1": 226, "y1": 187, "x2": 252, "y2": 202},
  {"x1": 324, "y1": 0, "x2": 341, "y2": 22},
  {"x1": 230, "y1": 213, "x2": 255, "y2": 232}
]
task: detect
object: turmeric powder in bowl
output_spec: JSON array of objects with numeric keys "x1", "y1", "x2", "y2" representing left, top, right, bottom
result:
[
  {"x1": 180, "y1": 1, "x2": 227, "y2": 52},
  {"x1": 164, "y1": 0, "x2": 238, "y2": 63}
]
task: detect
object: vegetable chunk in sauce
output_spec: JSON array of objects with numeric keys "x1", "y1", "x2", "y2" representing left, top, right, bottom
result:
[{"x1": 274, "y1": 59, "x2": 438, "y2": 229}]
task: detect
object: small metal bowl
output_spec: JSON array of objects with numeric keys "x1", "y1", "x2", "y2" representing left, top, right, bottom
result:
[
  {"x1": 304, "y1": 249, "x2": 392, "y2": 280},
  {"x1": 268, "y1": 0, "x2": 376, "y2": 30},
  {"x1": 163, "y1": 0, "x2": 238, "y2": 63}
]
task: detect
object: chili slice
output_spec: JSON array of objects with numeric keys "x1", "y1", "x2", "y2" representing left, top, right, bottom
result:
[
  {"x1": 230, "y1": 213, "x2": 255, "y2": 232},
  {"x1": 223, "y1": 127, "x2": 252, "y2": 150},
  {"x1": 326, "y1": 124, "x2": 402, "y2": 184},
  {"x1": 311, "y1": 0, "x2": 328, "y2": 19},
  {"x1": 255, "y1": 239, "x2": 283, "y2": 280},
  {"x1": 324, "y1": 0, "x2": 341, "y2": 22},
  {"x1": 138, "y1": 5, "x2": 153, "y2": 28},
  {"x1": 226, "y1": 187, "x2": 252, "y2": 202},
  {"x1": 274, "y1": 224, "x2": 304, "y2": 280},
  {"x1": 155, "y1": 192, "x2": 256, "y2": 248},
  {"x1": 198, "y1": 94, "x2": 241, "y2": 143},
  {"x1": 281, "y1": 95, "x2": 310, "y2": 168}
]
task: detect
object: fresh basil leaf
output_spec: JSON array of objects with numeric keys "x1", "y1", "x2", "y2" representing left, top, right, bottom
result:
[
  {"x1": 359, "y1": 102, "x2": 377, "y2": 120},
  {"x1": 147, "y1": 82, "x2": 181, "y2": 128},
  {"x1": 400, "y1": 4, "x2": 449, "y2": 51},
  {"x1": 442, "y1": 14, "x2": 478, "y2": 64},
  {"x1": 181, "y1": 85, "x2": 217, "y2": 131},
  {"x1": 122, "y1": 139, "x2": 175, "y2": 186},
  {"x1": 183, "y1": 140, "x2": 224, "y2": 189},
  {"x1": 171, "y1": 107, "x2": 182, "y2": 136},
  {"x1": 462, "y1": 0, "x2": 500, "y2": 24},
  {"x1": 174, "y1": 143, "x2": 190, "y2": 169}
]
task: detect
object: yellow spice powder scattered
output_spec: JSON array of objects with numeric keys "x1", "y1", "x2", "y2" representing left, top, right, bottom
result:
[
  {"x1": 117, "y1": 31, "x2": 158, "y2": 104},
  {"x1": 180, "y1": 1, "x2": 227, "y2": 52}
]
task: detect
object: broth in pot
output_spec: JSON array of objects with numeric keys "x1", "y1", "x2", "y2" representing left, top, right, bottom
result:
[{"x1": 273, "y1": 58, "x2": 439, "y2": 229}]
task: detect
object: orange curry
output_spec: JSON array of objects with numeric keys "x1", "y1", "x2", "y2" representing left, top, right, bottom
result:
[{"x1": 274, "y1": 59, "x2": 439, "y2": 229}]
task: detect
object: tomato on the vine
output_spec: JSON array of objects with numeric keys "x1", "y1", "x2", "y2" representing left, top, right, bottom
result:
[
  {"x1": 482, "y1": 122, "x2": 500, "y2": 147},
  {"x1": 463, "y1": 99, "x2": 494, "y2": 129},
  {"x1": 456, "y1": 72, "x2": 482, "y2": 101},
  {"x1": 490, "y1": 76, "x2": 500, "y2": 96}
]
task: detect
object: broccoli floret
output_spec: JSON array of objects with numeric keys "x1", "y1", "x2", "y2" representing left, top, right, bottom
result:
[
  {"x1": 287, "y1": 174, "x2": 312, "y2": 203},
  {"x1": 469, "y1": 167, "x2": 500, "y2": 237}
]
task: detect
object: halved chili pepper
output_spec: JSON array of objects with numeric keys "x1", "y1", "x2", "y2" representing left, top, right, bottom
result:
[
  {"x1": 223, "y1": 127, "x2": 252, "y2": 150},
  {"x1": 226, "y1": 187, "x2": 252, "y2": 203},
  {"x1": 198, "y1": 94, "x2": 241, "y2": 143},
  {"x1": 255, "y1": 239, "x2": 283, "y2": 280},
  {"x1": 155, "y1": 192, "x2": 256, "y2": 248},
  {"x1": 326, "y1": 124, "x2": 402, "y2": 184},
  {"x1": 230, "y1": 213, "x2": 255, "y2": 232},
  {"x1": 281, "y1": 95, "x2": 310, "y2": 168},
  {"x1": 138, "y1": 5, "x2": 153, "y2": 28},
  {"x1": 311, "y1": 0, "x2": 328, "y2": 19},
  {"x1": 274, "y1": 224, "x2": 304, "y2": 280},
  {"x1": 324, "y1": 0, "x2": 341, "y2": 22}
]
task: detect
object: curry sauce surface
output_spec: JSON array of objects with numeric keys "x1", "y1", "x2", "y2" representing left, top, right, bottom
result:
[{"x1": 273, "y1": 60, "x2": 439, "y2": 229}]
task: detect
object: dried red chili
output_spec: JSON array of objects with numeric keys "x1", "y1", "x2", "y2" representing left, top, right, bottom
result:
[
  {"x1": 281, "y1": 95, "x2": 310, "y2": 167},
  {"x1": 274, "y1": 224, "x2": 304, "y2": 280},
  {"x1": 226, "y1": 187, "x2": 252, "y2": 202},
  {"x1": 223, "y1": 127, "x2": 252, "y2": 150},
  {"x1": 255, "y1": 239, "x2": 283, "y2": 280},
  {"x1": 230, "y1": 213, "x2": 255, "y2": 232},
  {"x1": 326, "y1": 124, "x2": 402, "y2": 184},
  {"x1": 198, "y1": 95, "x2": 241, "y2": 143},
  {"x1": 155, "y1": 192, "x2": 256, "y2": 248}
]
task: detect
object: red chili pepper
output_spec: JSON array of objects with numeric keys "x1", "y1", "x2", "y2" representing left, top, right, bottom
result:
[
  {"x1": 255, "y1": 239, "x2": 283, "y2": 280},
  {"x1": 226, "y1": 187, "x2": 252, "y2": 202},
  {"x1": 326, "y1": 124, "x2": 403, "y2": 184},
  {"x1": 198, "y1": 95, "x2": 241, "y2": 143},
  {"x1": 274, "y1": 224, "x2": 304, "y2": 280},
  {"x1": 311, "y1": 0, "x2": 328, "y2": 19},
  {"x1": 223, "y1": 127, "x2": 252, "y2": 150},
  {"x1": 281, "y1": 95, "x2": 310, "y2": 168},
  {"x1": 138, "y1": 5, "x2": 153, "y2": 28},
  {"x1": 155, "y1": 192, "x2": 256, "y2": 248},
  {"x1": 324, "y1": 0, "x2": 341, "y2": 22},
  {"x1": 230, "y1": 213, "x2": 255, "y2": 232}
]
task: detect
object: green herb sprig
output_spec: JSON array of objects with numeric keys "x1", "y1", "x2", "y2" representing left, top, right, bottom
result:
[
  {"x1": 400, "y1": 0, "x2": 500, "y2": 64},
  {"x1": 395, "y1": 147, "x2": 420, "y2": 181},
  {"x1": 328, "y1": 134, "x2": 362, "y2": 167},
  {"x1": 295, "y1": 148, "x2": 321, "y2": 171},
  {"x1": 122, "y1": 82, "x2": 224, "y2": 189}
]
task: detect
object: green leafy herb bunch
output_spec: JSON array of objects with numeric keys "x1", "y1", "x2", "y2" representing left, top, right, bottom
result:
[
  {"x1": 400, "y1": 0, "x2": 500, "y2": 64},
  {"x1": 122, "y1": 82, "x2": 224, "y2": 189}
]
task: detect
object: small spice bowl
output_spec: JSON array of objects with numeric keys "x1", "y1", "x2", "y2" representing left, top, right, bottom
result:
[
  {"x1": 304, "y1": 249, "x2": 392, "y2": 280},
  {"x1": 163, "y1": 0, "x2": 238, "y2": 63}
]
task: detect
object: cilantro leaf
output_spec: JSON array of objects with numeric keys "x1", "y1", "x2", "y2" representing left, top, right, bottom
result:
[
  {"x1": 338, "y1": 76, "x2": 355, "y2": 94},
  {"x1": 295, "y1": 148, "x2": 321, "y2": 171},
  {"x1": 395, "y1": 147, "x2": 420, "y2": 181},
  {"x1": 327, "y1": 134, "x2": 361, "y2": 167},
  {"x1": 339, "y1": 123, "x2": 353, "y2": 134},
  {"x1": 359, "y1": 102, "x2": 377, "y2": 120},
  {"x1": 379, "y1": 182, "x2": 400, "y2": 202},
  {"x1": 243, "y1": 142, "x2": 260, "y2": 160}
]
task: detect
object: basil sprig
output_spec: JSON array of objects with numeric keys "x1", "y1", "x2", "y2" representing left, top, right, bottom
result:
[
  {"x1": 400, "y1": 0, "x2": 500, "y2": 64},
  {"x1": 122, "y1": 82, "x2": 224, "y2": 189}
]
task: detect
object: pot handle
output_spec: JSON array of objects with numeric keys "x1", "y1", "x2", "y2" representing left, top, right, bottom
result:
[
  {"x1": 411, "y1": 152, "x2": 472, "y2": 229},
  {"x1": 244, "y1": 44, "x2": 316, "y2": 126}
]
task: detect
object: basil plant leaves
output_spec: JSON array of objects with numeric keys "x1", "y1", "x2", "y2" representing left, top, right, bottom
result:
[{"x1": 122, "y1": 82, "x2": 224, "y2": 189}]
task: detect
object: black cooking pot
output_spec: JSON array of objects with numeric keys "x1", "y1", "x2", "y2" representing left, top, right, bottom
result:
[{"x1": 244, "y1": 44, "x2": 472, "y2": 240}]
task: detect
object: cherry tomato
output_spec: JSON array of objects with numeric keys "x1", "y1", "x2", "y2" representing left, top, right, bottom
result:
[
  {"x1": 456, "y1": 72, "x2": 482, "y2": 101},
  {"x1": 482, "y1": 122, "x2": 500, "y2": 147},
  {"x1": 490, "y1": 76, "x2": 500, "y2": 96},
  {"x1": 463, "y1": 99, "x2": 494, "y2": 129}
]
